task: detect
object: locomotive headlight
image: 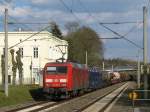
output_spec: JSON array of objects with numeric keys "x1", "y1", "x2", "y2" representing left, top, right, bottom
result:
[
  {"x1": 46, "y1": 79, "x2": 53, "y2": 82},
  {"x1": 46, "y1": 83, "x2": 51, "y2": 86},
  {"x1": 60, "y1": 79, "x2": 67, "y2": 82},
  {"x1": 61, "y1": 83, "x2": 67, "y2": 86}
]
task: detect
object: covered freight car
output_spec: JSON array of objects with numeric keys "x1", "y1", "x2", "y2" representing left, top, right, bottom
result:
[{"x1": 88, "y1": 67, "x2": 104, "y2": 90}]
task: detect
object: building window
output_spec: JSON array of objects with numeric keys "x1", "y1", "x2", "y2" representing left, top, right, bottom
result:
[
  {"x1": 33, "y1": 47, "x2": 38, "y2": 58},
  {"x1": 19, "y1": 48, "x2": 23, "y2": 58}
]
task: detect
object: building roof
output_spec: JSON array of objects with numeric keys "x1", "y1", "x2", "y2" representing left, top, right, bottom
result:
[{"x1": 0, "y1": 31, "x2": 68, "y2": 44}]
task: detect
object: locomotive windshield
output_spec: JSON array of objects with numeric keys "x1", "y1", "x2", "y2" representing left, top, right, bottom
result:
[{"x1": 46, "y1": 66, "x2": 67, "y2": 74}]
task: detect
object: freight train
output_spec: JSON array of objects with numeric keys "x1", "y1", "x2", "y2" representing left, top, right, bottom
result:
[{"x1": 42, "y1": 62, "x2": 129, "y2": 99}]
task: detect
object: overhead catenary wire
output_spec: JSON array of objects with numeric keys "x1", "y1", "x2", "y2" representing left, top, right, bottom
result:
[
  {"x1": 78, "y1": 0, "x2": 142, "y2": 25},
  {"x1": 8, "y1": 15, "x2": 55, "y2": 31},
  {"x1": 59, "y1": 0, "x2": 82, "y2": 24},
  {"x1": 61, "y1": 0, "x2": 144, "y2": 47},
  {"x1": 8, "y1": 15, "x2": 33, "y2": 31},
  {"x1": 7, "y1": 15, "x2": 57, "y2": 49},
  {"x1": 99, "y1": 37, "x2": 121, "y2": 39},
  {"x1": 60, "y1": 0, "x2": 144, "y2": 53},
  {"x1": 8, "y1": 22, "x2": 50, "y2": 24},
  {"x1": 22, "y1": 38, "x2": 52, "y2": 42},
  {"x1": 99, "y1": 21, "x2": 142, "y2": 24},
  {"x1": 9, "y1": 25, "x2": 51, "y2": 49},
  {"x1": 147, "y1": 0, "x2": 150, "y2": 8},
  {"x1": 103, "y1": 22, "x2": 140, "y2": 43},
  {"x1": 77, "y1": 0, "x2": 144, "y2": 44},
  {"x1": 121, "y1": 22, "x2": 142, "y2": 37},
  {"x1": 99, "y1": 23, "x2": 143, "y2": 49},
  {"x1": 100, "y1": 22, "x2": 142, "y2": 39},
  {"x1": 59, "y1": 0, "x2": 121, "y2": 39},
  {"x1": 59, "y1": 0, "x2": 103, "y2": 29},
  {"x1": 59, "y1": 0, "x2": 116, "y2": 41},
  {"x1": 7, "y1": 0, "x2": 144, "y2": 49}
]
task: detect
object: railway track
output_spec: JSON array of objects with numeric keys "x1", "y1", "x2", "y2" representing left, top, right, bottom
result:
[
  {"x1": 5, "y1": 101, "x2": 55, "y2": 112},
  {"x1": 5, "y1": 82, "x2": 128, "y2": 112},
  {"x1": 44, "y1": 82, "x2": 128, "y2": 112},
  {"x1": 80, "y1": 83, "x2": 128, "y2": 112}
]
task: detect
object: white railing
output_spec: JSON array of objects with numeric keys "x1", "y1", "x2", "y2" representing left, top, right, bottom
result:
[{"x1": 131, "y1": 89, "x2": 150, "y2": 112}]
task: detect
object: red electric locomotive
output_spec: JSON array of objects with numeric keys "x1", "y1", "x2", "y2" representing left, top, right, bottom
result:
[{"x1": 43, "y1": 62, "x2": 89, "y2": 98}]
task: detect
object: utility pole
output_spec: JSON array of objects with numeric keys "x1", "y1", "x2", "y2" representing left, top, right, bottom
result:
[
  {"x1": 112, "y1": 65, "x2": 114, "y2": 72},
  {"x1": 30, "y1": 60, "x2": 32, "y2": 84},
  {"x1": 143, "y1": 6, "x2": 148, "y2": 99},
  {"x1": 102, "y1": 61, "x2": 105, "y2": 71},
  {"x1": 4, "y1": 8, "x2": 8, "y2": 97},
  {"x1": 137, "y1": 50, "x2": 140, "y2": 88},
  {"x1": 85, "y1": 51, "x2": 87, "y2": 66}
]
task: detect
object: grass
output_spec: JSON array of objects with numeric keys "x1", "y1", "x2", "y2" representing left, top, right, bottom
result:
[{"x1": 0, "y1": 85, "x2": 42, "y2": 107}]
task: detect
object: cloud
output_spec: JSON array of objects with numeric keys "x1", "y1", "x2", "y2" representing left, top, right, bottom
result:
[
  {"x1": 0, "y1": 0, "x2": 149, "y2": 60},
  {"x1": 30, "y1": 0, "x2": 50, "y2": 5},
  {"x1": 9, "y1": 6, "x2": 32, "y2": 17},
  {"x1": 0, "y1": 2, "x2": 14, "y2": 15}
]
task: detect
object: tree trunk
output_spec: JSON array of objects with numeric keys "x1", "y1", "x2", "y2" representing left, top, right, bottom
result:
[
  {"x1": 19, "y1": 72, "x2": 23, "y2": 85},
  {"x1": 10, "y1": 49, "x2": 17, "y2": 85},
  {"x1": 12, "y1": 71, "x2": 16, "y2": 85},
  {"x1": 1, "y1": 55, "x2": 5, "y2": 90}
]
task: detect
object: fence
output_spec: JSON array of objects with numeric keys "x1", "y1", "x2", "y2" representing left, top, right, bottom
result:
[{"x1": 131, "y1": 90, "x2": 150, "y2": 112}]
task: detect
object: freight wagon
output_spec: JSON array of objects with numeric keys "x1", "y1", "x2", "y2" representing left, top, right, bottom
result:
[{"x1": 88, "y1": 67, "x2": 104, "y2": 90}]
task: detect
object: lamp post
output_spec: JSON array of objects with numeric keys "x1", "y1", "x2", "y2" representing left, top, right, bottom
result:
[{"x1": 85, "y1": 50, "x2": 87, "y2": 66}]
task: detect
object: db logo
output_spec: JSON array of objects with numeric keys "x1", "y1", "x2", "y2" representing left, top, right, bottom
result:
[{"x1": 54, "y1": 79, "x2": 59, "y2": 82}]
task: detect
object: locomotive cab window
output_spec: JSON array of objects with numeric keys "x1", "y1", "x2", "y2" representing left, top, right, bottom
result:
[{"x1": 46, "y1": 66, "x2": 67, "y2": 74}]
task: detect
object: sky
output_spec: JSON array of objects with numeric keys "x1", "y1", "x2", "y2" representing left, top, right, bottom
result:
[{"x1": 0, "y1": 0, "x2": 150, "y2": 62}]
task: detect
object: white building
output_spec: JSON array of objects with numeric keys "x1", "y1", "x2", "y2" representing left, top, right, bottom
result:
[{"x1": 0, "y1": 31, "x2": 68, "y2": 85}]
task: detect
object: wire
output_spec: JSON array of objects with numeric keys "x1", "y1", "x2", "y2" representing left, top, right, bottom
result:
[
  {"x1": 78, "y1": 0, "x2": 142, "y2": 25},
  {"x1": 77, "y1": 0, "x2": 101, "y2": 28},
  {"x1": 23, "y1": 38, "x2": 51, "y2": 42},
  {"x1": 8, "y1": 15, "x2": 33, "y2": 31},
  {"x1": 9, "y1": 25, "x2": 51, "y2": 49},
  {"x1": 99, "y1": 21, "x2": 142, "y2": 24},
  {"x1": 60, "y1": 0, "x2": 143, "y2": 50},
  {"x1": 147, "y1": 0, "x2": 150, "y2": 8},
  {"x1": 8, "y1": 22, "x2": 50, "y2": 24},
  {"x1": 59, "y1": 0, "x2": 82, "y2": 24},
  {"x1": 8, "y1": 15, "x2": 51, "y2": 25},
  {"x1": 99, "y1": 23, "x2": 143, "y2": 49},
  {"x1": 99, "y1": 37, "x2": 121, "y2": 39},
  {"x1": 78, "y1": 0, "x2": 143, "y2": 44},
  {"x1": 122, "y1": 22, "x2": 142, "y2": 37}
]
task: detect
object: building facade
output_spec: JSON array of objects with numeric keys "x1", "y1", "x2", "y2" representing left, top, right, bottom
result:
[{"x1": 0, "y1": 31, "x2": 68, "y2": 85}]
